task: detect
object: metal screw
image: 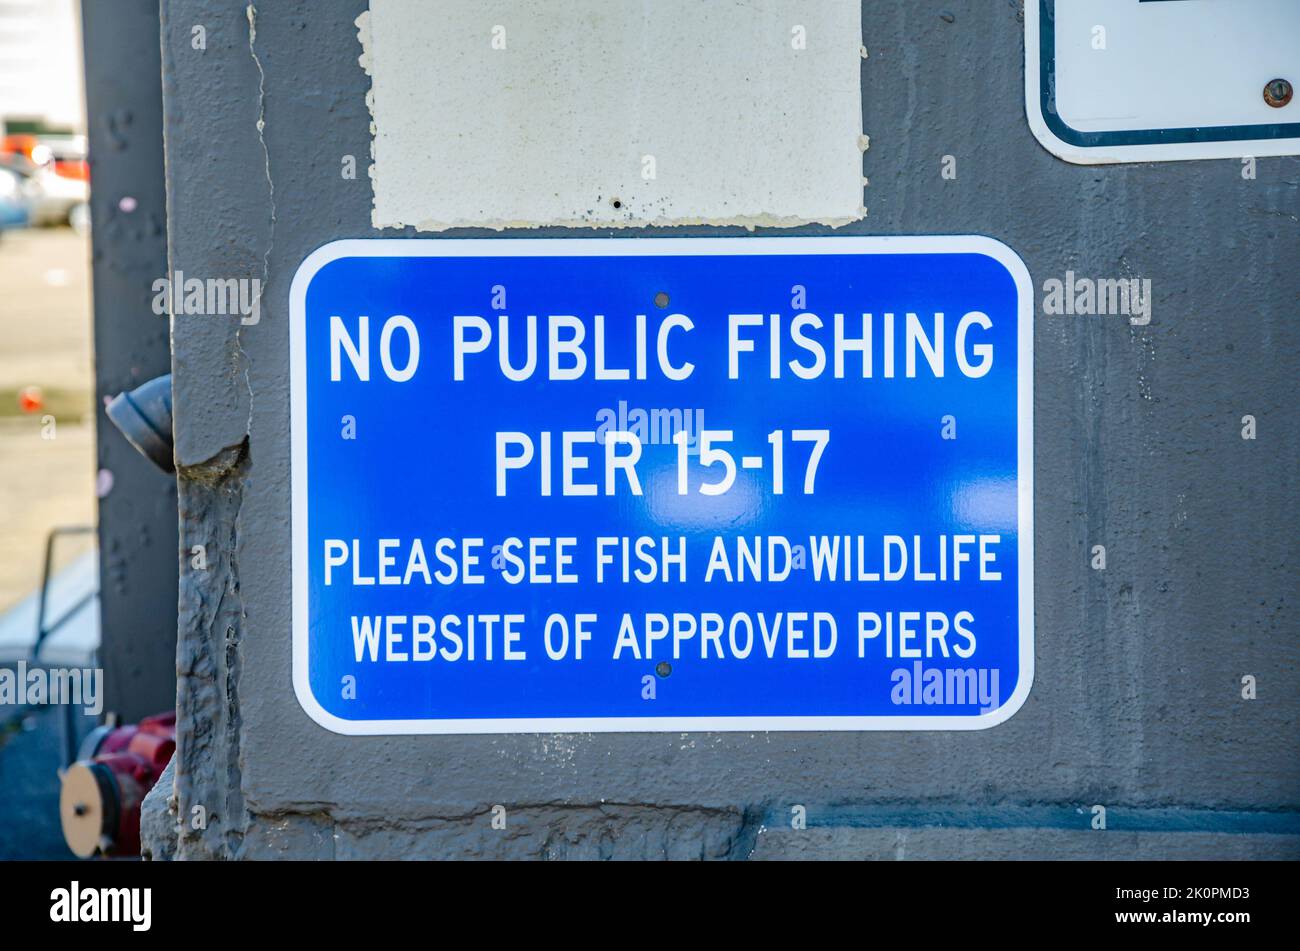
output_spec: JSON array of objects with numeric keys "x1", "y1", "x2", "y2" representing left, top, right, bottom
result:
[
  {"x1": 1263, "y1": 79, "x2": 1292, "y2": 108},
  {"x1": 653, "y1": 292, "x2": 669, "y2": 309},
  {"x1": 655, "y1": 661, "x2": 672, "y2": 678}
]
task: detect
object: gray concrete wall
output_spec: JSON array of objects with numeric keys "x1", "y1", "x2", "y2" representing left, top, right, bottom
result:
[{"x1": 152, "y1": 0, "x2": 1298, "y2": 859}]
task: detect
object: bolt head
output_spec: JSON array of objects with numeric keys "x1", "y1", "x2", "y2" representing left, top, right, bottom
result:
[{"x1": 1264, "y1": 79, "x2": 1293, "y2": 108}]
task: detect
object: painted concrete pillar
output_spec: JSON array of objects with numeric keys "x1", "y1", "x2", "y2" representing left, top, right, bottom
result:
[{"x1": 146, "y1": 1, "x2": 1298, "y2": 859}]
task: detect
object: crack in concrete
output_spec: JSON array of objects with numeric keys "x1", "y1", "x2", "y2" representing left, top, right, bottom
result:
[{"x1": 241, "y1": 2, "x2": 273, "y2": 436}]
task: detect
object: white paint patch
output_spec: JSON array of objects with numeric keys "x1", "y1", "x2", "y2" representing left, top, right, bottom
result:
[{"x1": 358, "y1": 0, "x2": 865, "y2": 231}]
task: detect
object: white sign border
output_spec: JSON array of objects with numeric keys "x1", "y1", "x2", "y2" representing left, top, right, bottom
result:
[
  {"x1": 1025, "y1": 0, "x2": 1300, "y2": 165},
  {"x1": 289, "y1": 235, "x2": 1035, "y2": 735}
]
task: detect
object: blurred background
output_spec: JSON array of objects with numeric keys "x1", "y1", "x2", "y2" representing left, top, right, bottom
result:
[
  {"x1": 0, "y1": 0, "x2": 95, "y2": 605},
  {"x1": 0, "y1": 0, "x2": 96, "y2": 859},
  {"x1": 1, "y1": 0, "x2": 178, "y2": 859}
]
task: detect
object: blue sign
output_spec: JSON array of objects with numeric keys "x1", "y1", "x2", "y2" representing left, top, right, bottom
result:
[{"x1": 290, "y1": 237, "x2": 1033, "y2": 734}]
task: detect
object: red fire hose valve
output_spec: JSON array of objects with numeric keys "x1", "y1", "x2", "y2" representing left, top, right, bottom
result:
[{"x1": 59, "y1": 711, "x2": 176, "y2": 858}]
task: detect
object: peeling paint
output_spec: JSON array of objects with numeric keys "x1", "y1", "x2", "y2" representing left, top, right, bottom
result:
[{"x1": 174, "y1": 441, "x2": 250, "y2": 859}]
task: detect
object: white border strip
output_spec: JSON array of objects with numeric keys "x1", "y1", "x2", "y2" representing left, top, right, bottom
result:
[{"x1": 290, "y1": 236, "x2": 1034, "y2": 735}]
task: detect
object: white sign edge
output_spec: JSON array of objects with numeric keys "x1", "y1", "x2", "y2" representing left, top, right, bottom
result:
[{"x1": 1024, "y1": 1, "x2": 1300, "y2": 165}]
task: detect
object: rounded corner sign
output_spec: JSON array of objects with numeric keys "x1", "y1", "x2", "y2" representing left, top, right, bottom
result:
[
  {"x1": 1026, "y1": 0, "x2": 1300, "y2": 165},
  {"x1": 289, "y1": 236, "x2": 1034, "y2": 735}
]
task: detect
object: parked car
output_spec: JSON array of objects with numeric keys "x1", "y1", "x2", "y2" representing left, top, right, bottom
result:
[
  {"x1": 0, "y1": 135, "x2": 89, "y2": 228},
  {"x1": 0, "y1": 165, "x2": 31, "y2": 232},
  {"x1": 27, "y1": 163, "x2": 89, "y2": 227}
]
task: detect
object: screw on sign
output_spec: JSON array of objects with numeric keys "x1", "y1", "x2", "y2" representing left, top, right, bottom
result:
[{"x1": 1264, "y1": 78, "x2": 1293, "y2": 108}]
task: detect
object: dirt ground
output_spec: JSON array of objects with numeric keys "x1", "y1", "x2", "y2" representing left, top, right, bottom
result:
[{"x1": 0, "y1": 227, "x2": 96, "y2": 614}]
